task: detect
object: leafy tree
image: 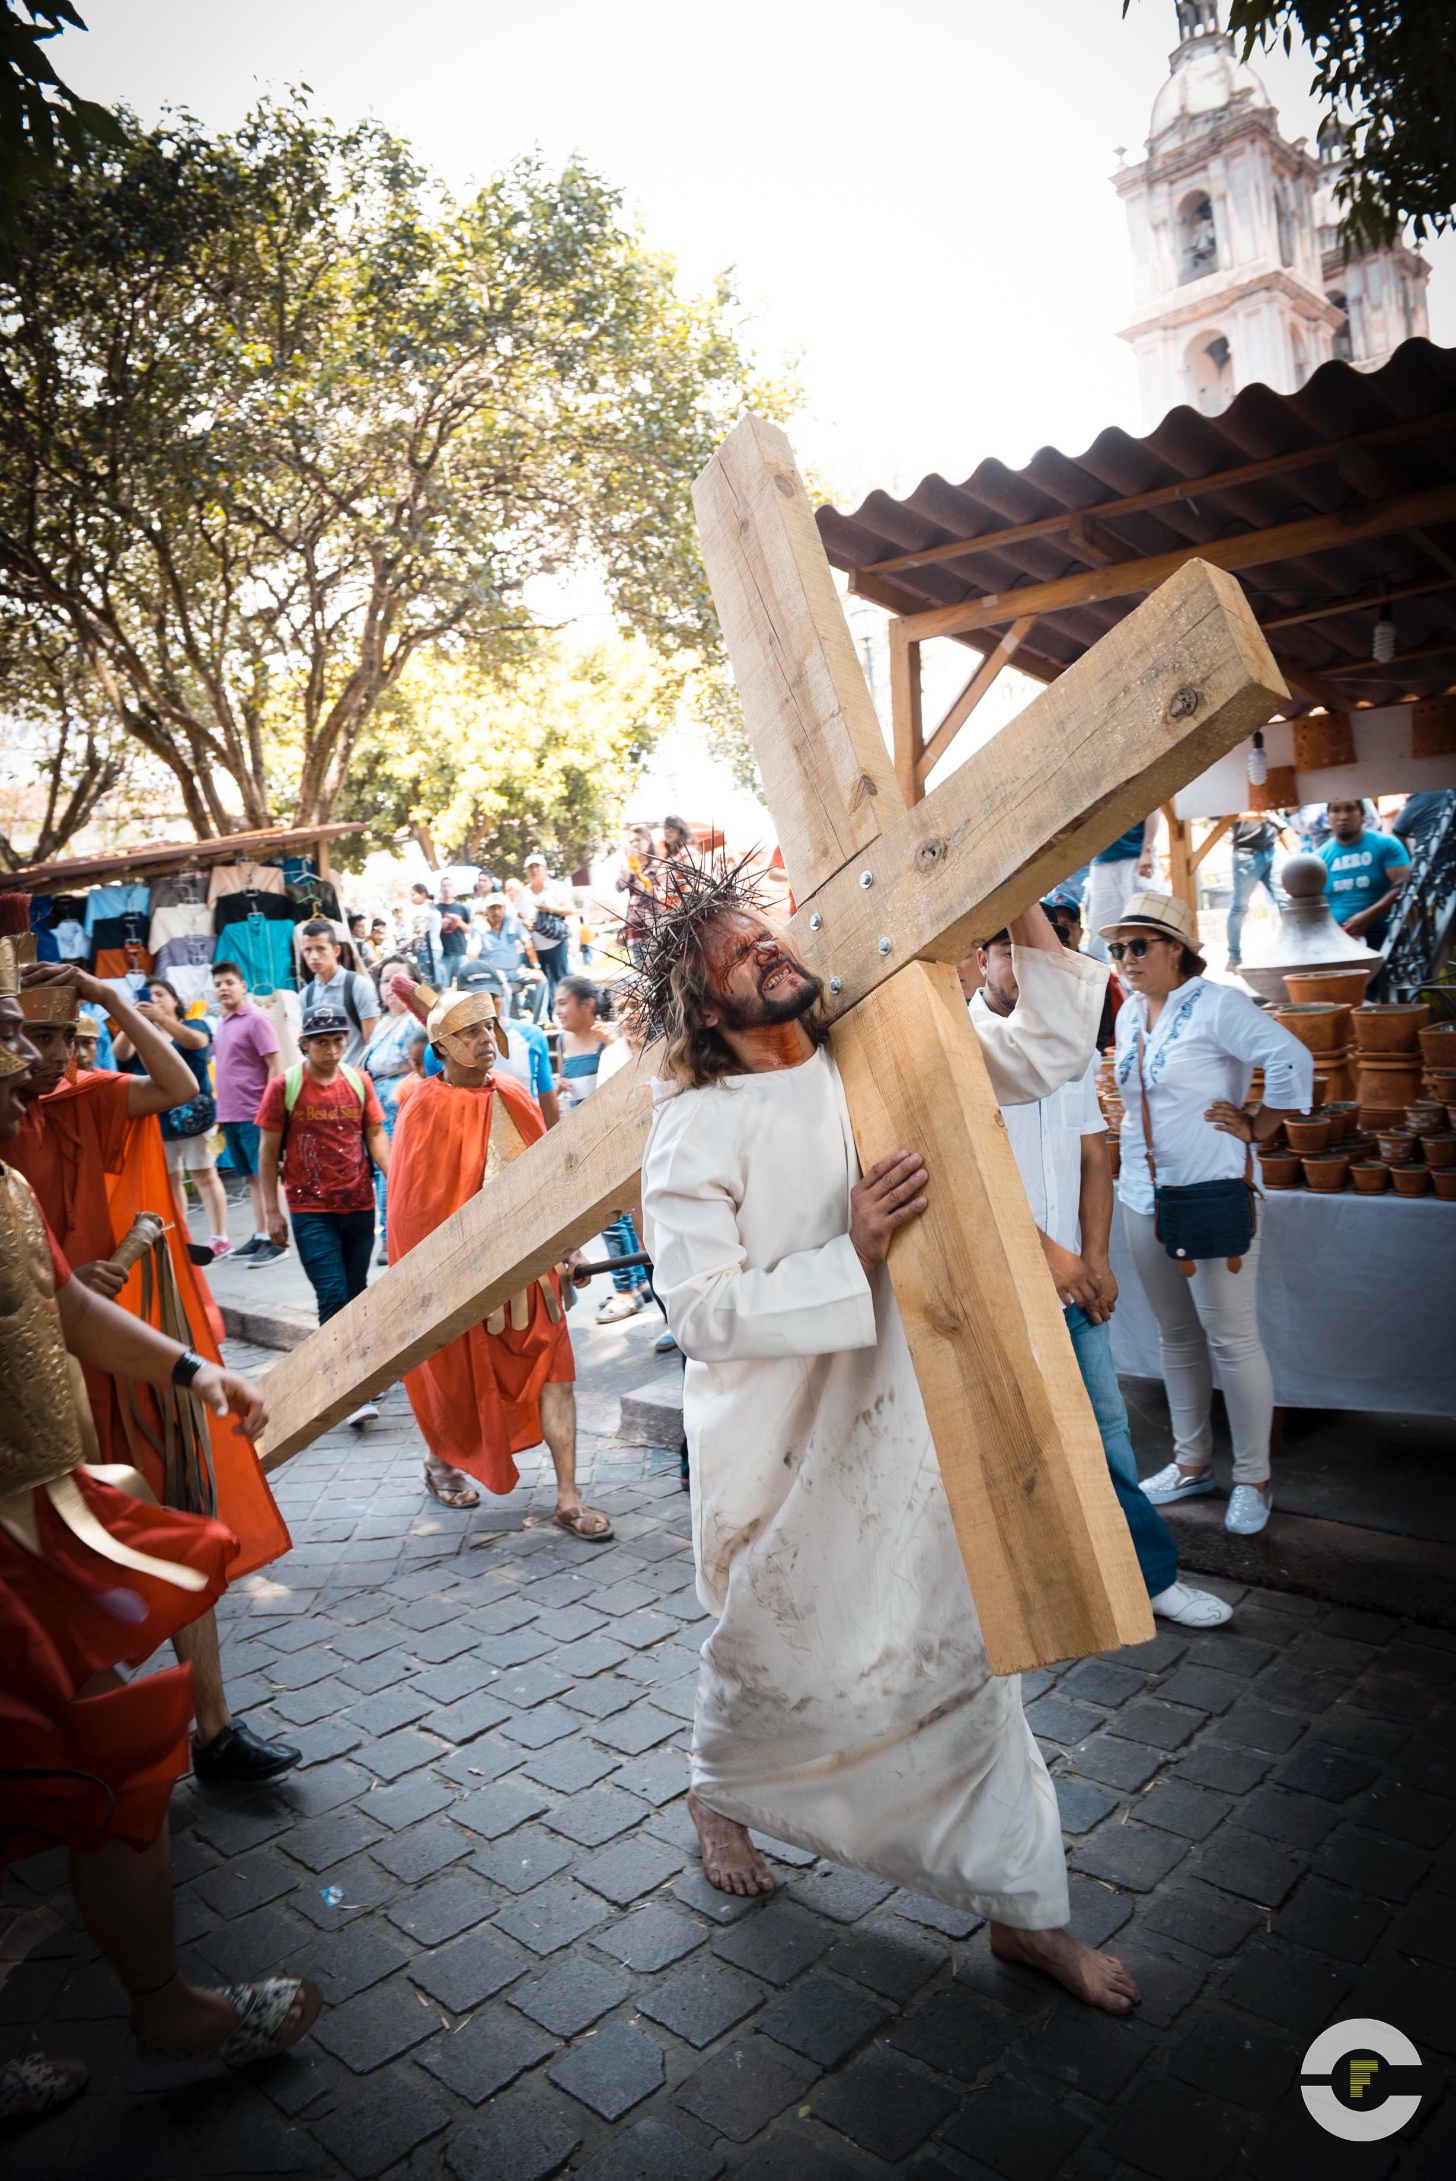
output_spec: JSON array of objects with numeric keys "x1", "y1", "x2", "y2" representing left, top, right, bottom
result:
[
  {"x1": 0, "y1": 611, "x2": 134, "y2": 868},
  {"x1": 0, "y1": 98, "x2": 788, "y2": 839},
  {"x1": 1228, "y1": 4, "x2": 1456, "y2": 248},
  {"x1": 0, "y1": 3, "x2": 123, "y2": 257},
  {"x1": 338, "y1": 636, "x2": 673, "y2": 880}
]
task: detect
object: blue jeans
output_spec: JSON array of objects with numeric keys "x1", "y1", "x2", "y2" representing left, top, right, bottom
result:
[
  {"x1": 292, "y1": 1209, "x2": 375, "y2": 1326},
  {"x1": 604, "y1": 1212, "x2": 649, "y2": 1293},
  {"x1": 1226, "y1": 846, "x2": 1277, "y2": 965},
  {"x1": 1065, "y1": 1304, "x2": 1177, "y2": 1599}
]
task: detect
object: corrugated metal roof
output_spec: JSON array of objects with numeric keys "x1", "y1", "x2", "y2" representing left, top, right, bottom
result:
[{"x1": 815, "y1": 338, "x2": 1456, "y2": 711}]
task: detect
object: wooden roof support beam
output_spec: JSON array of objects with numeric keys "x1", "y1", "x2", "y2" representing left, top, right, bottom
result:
[
  {"x1": 889, "y1": 623, "x2": 924, "y2": 808},
  {"x1": 1276, "y1": 660, "x2": 1352, "y2": 713},
  {"x1": 915, "y1": 615, "x2": 1038, "y2": 788},
  {"x1": 852, "y1": 408, "x2": 1456, "y2": 582},
  {"x1": 1317, "y1": 635, "x2": 1456, "y2": 678},
  {"x1": 1191, "y1": 814, "x2": 1236, "y2": 871},
  {"x1": 895, "y1": 484, "x2": 1456, "y2": 645},
  {"x1": 1258, "y1": 572, "x2": 1456, "y2": 631}
]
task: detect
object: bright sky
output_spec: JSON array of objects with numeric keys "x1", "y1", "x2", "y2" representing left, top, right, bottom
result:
[{"x1": 62, "y1": 0, "x2": 1456, "y2": 837}]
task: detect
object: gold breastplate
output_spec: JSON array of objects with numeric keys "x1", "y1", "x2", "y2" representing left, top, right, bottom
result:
[{"x1": 0, "y1": 1164, "x2": 88, "y2": 1494}]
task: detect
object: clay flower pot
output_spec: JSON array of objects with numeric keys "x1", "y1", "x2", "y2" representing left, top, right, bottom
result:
[
  {"x1": 1418, "y1": 1023, "x2": 1456, "y2": 1066},
  {"x1": 1352, "y1": 1003, "x2": 1430, "y2": 1053},
  {"x1": 1356, "y1": 1056, "x2": 1425, "y2": 1106},
  {"x1": 1284, "y1": 1114, "x2": 1332, "y2": 1153},
  {"x1": 1323, "y1": 1103, "x2": 1357, "y2": 1143},
  {"x1": 1424, "y1": 1134, "x2": 1456, "y2": 1169},
  {"x1": 1447, "y1": 1103, "x2": 1456, "y2": 1132},
  {"x1": 1283, "y1": 968, "x2": 1374, "y2": 1007},
  {"x1": 1360, "y1": 1102, "x2": 1409, "y2": 1134},
  {"x1": 1392, "y1": 1165, "x2": 1431, "y2": 1197},
  {"x1": 1302, "y1": 1151, "x2": 1350, "y2": 1192},
  {"x1": 1433, "y1": 1170, "x2": 1456, "y2": 1201},
  {"x1": 1107, "y1": 1133, "x2": 1121, "y2": 1179},
  {"x1": 1406, "y1": 1104, "x2": 1445, "y2": 1137},
  {"x1": 1377, "y1": 1129, "x2": 1417, "y2": 1165},
  {"x1": 1427, "y1": 1069, "x2": 1456, "y2": 1103},
  {"x1": 1275, "y1": 1003, "x2": 1350, "y2": 1053},
  {"x1": 1350, "y1": 1162, "x2": 1390, "y2": 1194},
  {"x1": 1257, "y1": 1150, "x2": 1301, "y2": 1189}
]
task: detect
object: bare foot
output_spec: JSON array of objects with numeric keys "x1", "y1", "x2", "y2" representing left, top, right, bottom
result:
[
  {"x1": 988, "y1": 1921, "x2": 1139, "y2": 2015},
  {"x1": 688, "y1": 1789, "x2": 776, "y2": 1897}
]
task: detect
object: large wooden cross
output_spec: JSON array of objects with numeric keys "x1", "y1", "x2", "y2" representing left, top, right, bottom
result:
[{"x1": 255, "y1": 415, "x2": 1286, "y2": 1673}]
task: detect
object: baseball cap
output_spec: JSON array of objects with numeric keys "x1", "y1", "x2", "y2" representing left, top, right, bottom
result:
[
  {"x1": 300, "y1": 1005, "x2": 350, "y2": 1040},
  {"x1": 1041, "y1": 885, "x2": 1083, "y2": 915}
]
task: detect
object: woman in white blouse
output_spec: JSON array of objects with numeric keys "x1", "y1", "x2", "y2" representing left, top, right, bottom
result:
[{"x1": 1108, "y1": 892, "x2": 1313, "y2": 1538}]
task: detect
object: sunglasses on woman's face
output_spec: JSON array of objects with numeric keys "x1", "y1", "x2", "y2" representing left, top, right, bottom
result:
[{"x1": 1107, "y1": 935, "x2": 1166, "y2": 961}]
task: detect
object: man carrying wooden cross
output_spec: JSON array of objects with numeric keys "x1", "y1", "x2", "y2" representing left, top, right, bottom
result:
[{"x1": 637, "y1": 860, "x2": 1139, "y2": 2012}]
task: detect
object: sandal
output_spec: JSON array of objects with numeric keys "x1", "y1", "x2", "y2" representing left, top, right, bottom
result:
[
  {"x1": 424, "y1": 1460, "x2": 481, "y2": 1509},
  {"x1": 136, "y1": 1976, "x2": 321, "y2": 2066},
  {"x1": 554, "y1": 1504, "x2": 614, "y2": 1541},
  {"x1": 0, "y1": 2053, "x2": 88, "y2": 2122}
]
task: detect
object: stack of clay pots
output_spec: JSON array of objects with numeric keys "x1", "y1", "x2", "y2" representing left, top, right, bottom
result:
[
  {"x1": 1274, "y1": 1000, "x2": 1354, "y2": 1104},
  {"x1": 1359, "y1": 1096, "x2": 1456, "y2": 1198},
  {"x1": 1353, "y1": 1002, "x2": 1430, "y2": 1131}
]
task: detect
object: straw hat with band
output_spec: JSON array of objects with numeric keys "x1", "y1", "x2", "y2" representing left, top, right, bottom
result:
[{"x1": 1100, "y1": 889, "x2": 1207, "y2": 975}]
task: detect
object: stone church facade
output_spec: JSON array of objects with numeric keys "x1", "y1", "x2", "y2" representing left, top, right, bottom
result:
[{"x1": 1113, "y1": 0, "x2": 1430, "y2": 424}]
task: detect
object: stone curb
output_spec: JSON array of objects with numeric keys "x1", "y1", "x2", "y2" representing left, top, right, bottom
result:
[{"x1": 1166, "y1": 1494, "x2": 1456, "y2": 1626}]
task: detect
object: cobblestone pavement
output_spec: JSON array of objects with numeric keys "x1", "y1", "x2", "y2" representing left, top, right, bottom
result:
[{"x1": 3, "y1": 1347, "x2": 1453, "y2": 2181}]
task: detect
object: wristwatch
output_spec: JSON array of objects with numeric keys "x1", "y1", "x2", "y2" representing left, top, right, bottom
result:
[{"x1": 171, "y1": 1348, "x2": 206, "y2": 1388}]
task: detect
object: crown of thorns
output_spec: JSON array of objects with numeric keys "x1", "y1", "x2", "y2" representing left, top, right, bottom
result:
[{"x1": 618, "y1": 851, "x2": 774, "y2": 1043}]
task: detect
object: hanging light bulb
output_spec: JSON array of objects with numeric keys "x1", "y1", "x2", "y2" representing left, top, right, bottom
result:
[
  {"x1": 1247, "y1": 728, "x2": 1268, "y2": 787},
  {"x1": 1373, "y1": 603, "x2": 1396, "y2": 663}
]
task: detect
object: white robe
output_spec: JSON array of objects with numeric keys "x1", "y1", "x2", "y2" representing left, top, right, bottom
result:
[{"x1": 641, "y1": 943, "x2": 1105, "y2": 1926}]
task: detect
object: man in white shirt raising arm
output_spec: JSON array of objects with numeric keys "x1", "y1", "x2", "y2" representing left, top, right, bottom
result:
[{"x1": 965, "y1": 900, "x2": 1232, "y2": 1629}]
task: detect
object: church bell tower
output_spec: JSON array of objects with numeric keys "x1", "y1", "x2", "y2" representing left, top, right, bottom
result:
[{"x1": 1111, "y1": 2, "x2": 1426, "y2": 425}]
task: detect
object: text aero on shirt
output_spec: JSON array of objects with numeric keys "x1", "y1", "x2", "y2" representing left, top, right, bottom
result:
[
  {"x1": 255, "y1": 1068, "x2": 383, "y2": 1216},
  {"x1": 1318, "y1": 829, "x2": 1409, "y2": 925}
]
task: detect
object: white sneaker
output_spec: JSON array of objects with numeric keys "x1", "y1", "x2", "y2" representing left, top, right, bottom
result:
[
  {"x1": 1150, "y1": 1581, "x2": 1233, "y2": 1627},
  {"x1": 1140, "y1": 1461, "x2": 1217, "y2": 1505},
  {"x1": 347, "y1": 1403, "x2": 379, "y2": 1428},
  {"x1": 1225, "y1": 1483, "x2": 1272, "y2": 1536},
  {"x1": 595, "y1": 1291, "x2": 645, "y2": 1324}
]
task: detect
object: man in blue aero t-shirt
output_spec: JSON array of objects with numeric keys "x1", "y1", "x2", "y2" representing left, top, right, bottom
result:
[{"x1": 1318, "y1": 798, "x2": 1410, "y2": 948}]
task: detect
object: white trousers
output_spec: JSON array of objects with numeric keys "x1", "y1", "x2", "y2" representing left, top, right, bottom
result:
[
  {"x1": 1122, "y1": 1205, "x2": 1273, "y2": 1484},
  {"x1": 1085, "y1": 856, "x2": 1143, "y2": 963}
]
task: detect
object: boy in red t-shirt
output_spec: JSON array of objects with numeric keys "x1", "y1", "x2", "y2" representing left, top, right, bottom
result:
[{"x1": 256, "y1": 1007, "x2": 390, "y2": 1352}]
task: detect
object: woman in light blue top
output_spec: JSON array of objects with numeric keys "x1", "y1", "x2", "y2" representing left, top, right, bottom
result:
[{"x1": 1108, "y1": 894, "x2": 1312, "y2": 1539}]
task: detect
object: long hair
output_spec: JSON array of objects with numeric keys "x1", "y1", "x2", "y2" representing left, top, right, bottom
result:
[{"x1": 621, "y1": 852, "x2": 828, "y2": 1091}]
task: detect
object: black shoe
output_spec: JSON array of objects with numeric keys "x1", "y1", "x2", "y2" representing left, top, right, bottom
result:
[
  {"x1": 192, "y1": 1719, "x2": 301, "y2": 1784},
  {"x1": 246, "y1": 1239, "x2": 289, "y2": 1268},
  {"x1": 232, "y1": 1234, "x2": 265, "y2": 1258},
  {"x1": 187, "y1": 1242, "x2": 214, "y2": 1265}
]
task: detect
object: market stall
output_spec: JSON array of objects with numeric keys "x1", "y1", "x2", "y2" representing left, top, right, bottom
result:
[
  {"x1": 1108, "y1": 1192, "x2": 1456, "y2": 1416},
  {"x1": 1104, "y1": 995, "x2": 1456, "y2": 1416}
]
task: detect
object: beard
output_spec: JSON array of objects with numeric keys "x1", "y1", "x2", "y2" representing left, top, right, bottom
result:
[{"x1": 713, "y1": 957, "x2": 822, "y2": 1029}]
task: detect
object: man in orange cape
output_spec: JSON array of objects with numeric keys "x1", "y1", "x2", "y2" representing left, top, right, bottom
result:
[
  {"x1": 387, "y1": 980, "x2": 611, "y2": 1539},
  {"x1": 0, "y1": 952, "x2": 319, "y2": 2119},
  {"x1": 9, "y1": 948, "x2": 296, "y2": 1784}
]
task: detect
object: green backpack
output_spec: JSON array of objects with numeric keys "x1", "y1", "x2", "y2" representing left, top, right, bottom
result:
[{"x1": 278, "y1": 1061, "x2": 366, "y2": 1168}]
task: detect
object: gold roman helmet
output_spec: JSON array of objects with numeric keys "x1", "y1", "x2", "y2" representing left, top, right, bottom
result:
[
  {"x1": 427, "y1": 985, "x2": 509, "y2": 1062},
  {"x1": 19, "y1": 979, "x2": 80, "y2": 1030},
  {"x1": 0, "y1": 936, "x2": 28, "y2": 1078}
]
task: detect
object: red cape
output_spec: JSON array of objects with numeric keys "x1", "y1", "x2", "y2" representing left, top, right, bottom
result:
[{"x1": 8, "y1": 1071, "x2": 289, "y2": 1577}]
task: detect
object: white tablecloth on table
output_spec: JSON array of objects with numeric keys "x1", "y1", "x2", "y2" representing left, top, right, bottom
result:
[{"x1": 1108, "y1": 1192, "x2": 1456, "y2": 1417}]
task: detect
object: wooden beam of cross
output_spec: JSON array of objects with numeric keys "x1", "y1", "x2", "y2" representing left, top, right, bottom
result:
[{"x1": 254, "y1": 416, "x2": 1287, "y2": 1672}]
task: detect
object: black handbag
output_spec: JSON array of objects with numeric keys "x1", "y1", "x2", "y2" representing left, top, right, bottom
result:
[
  {"x1": 531, "y1": 907, "x2": 570, "y2": 946},
  {"x1": 1137, "y1": 1030, "x2": 1257, "y2": 1276},
  {"x1": 164, "y1": 1089, "x2": 217, "y2": 1140}
]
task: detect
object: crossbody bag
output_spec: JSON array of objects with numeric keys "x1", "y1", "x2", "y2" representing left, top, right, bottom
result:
[{"x1": 1136, "y1": 1028, "x2": 1257, "y2": 1277}]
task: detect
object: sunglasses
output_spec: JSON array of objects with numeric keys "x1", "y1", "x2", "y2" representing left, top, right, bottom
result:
[{"x1": 1106, "y1": 936, "x2": 1168, "y2": 961}]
